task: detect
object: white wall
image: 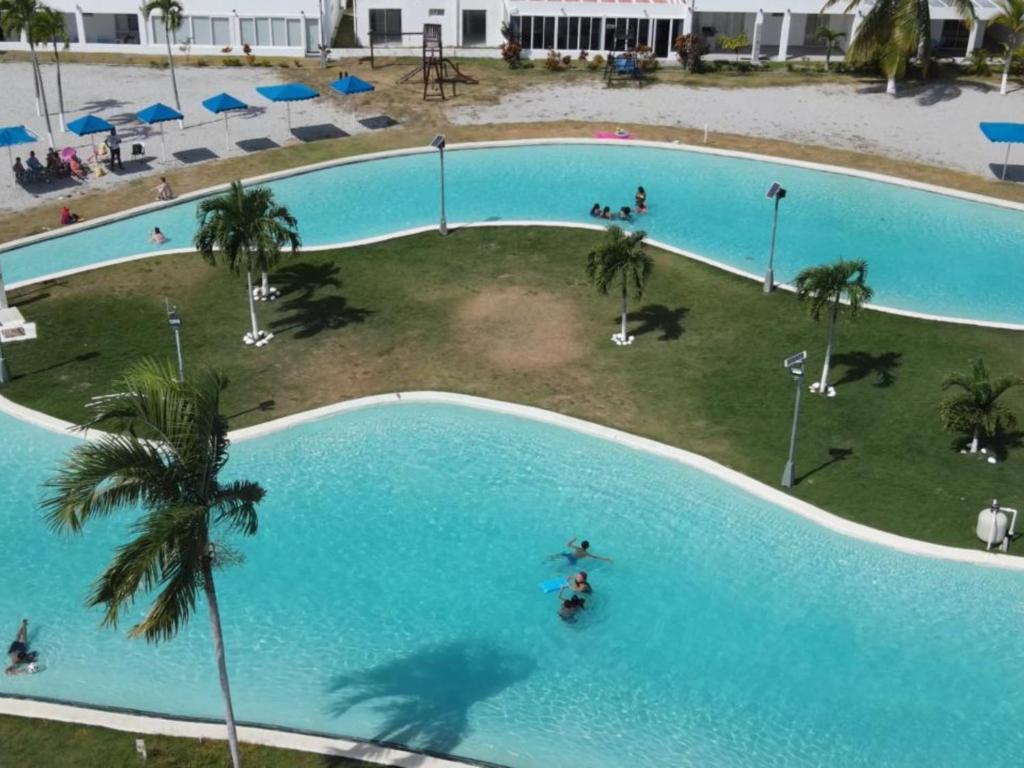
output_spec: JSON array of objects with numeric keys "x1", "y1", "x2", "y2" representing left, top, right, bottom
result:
[{"x1": 356, "y1": 0, "x2": 505, "y2": 49}]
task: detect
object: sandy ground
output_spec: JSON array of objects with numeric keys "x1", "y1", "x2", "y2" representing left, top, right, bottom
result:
[
  {"x1": 0, "y1": 61, "x2": 381, "y2": 212},
  {"x1": 450, "y1": 80, "x2": 1020, "y2": 177}
]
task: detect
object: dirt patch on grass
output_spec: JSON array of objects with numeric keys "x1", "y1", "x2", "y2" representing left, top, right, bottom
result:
[{"x1": 456, "y1": 286, "x2": 585, "y2": 371}]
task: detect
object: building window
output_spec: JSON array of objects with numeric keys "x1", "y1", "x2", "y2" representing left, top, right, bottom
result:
[
  {"x1": 556, "y1": 17, "x2": 568, "y2": 49},
  {"x1": 63, "y1": 12, "x2": 79, "y2": 43},
  {"x1": 191, "y1": 16, "x2": 212, "y2": 45},
  {"x1": 151, "y1": 16, "x2": 181, "y2": 45},
  {"x1": 287, "y1": 18, "x2": 302, "y2": 47},
  {"x1": 369, "y1": 9, "x2": 402, "y2": 44},
  {"x1": 240, "y1": 18, "x2": 255, "y2": 45},
  {"x1": 255, "y1": 17, "x2": 271, "y2": 45},
  {"x1": 271, "y1": 17, "x2": 287, "y2": 45},
  {"x1": 212, "y1": 17, "x2": 230, "y2": 46},
  {"x1": 462, "y1": 10, "x2": 486, "y2": 46}
]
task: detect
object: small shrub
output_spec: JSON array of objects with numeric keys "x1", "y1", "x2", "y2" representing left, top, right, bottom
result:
[
  {"x1": 587, "y1": 54, "x2": 604, "y2": 71},
  {"x1": 499, "y1": 21, "x2": 522, "y2": 68},
  {"x1": 293, "y1": 59, "x2": 302, "y2": 67},
  {"x1": 785, "y1": 61, "x2": 796, "y2": 72},
  {"x1": 719, "y1": 32, "x2": 749, "y2": 62},
  {"x1": 578, "y1": 50, "x2": 589, "y2": 61},
  {"x1": 277, "y1": 62, "x2": 290, "y2": 68},
  {"x1": 220, "y1": 46, "x2": 232, "y2": 54},
  {"x1": 545, "y1": 49, "x2": 564, "y2": 71},
  {"x1": 673, "y1": 34, "x2": 706, "y2": 73},
  {"x1": 561, "y1": 54, "x2": 572, "y2": 66},
  {"x1": 736, "y1": 61, "x2": 752, "y2": 73},
  {"x1": 222, "y1": 57, "x2": 242, "y2": 67},
  {"x1": 257, "y1": 59, "x2": 272, "y2": 67},
  {"x1": 964, "y1": 48, "x2": 992, "y2": 77},
  {"x1": 195, "y1": 58, "x2": 208, "y2": 68},
  {"x1": 243, "y1": 43, "x2": 255, "y2": 65},
  {"x1": 636, "y1": 44, "x2": 658, "y2": 72}
]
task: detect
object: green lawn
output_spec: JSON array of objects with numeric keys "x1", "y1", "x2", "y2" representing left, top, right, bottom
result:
[
  {"x1": 4, "y1": 227, "x2": 1022, "y2": 550},
  {"x1": 0, "y1": 714, "x2": 377, "y2": 767}
]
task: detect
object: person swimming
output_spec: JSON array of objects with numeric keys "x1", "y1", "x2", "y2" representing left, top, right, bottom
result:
[
  {"x1": 551, "y1": 536, "x2": 613, "y2": 565},
  {"x1": 635, "y1": 186, "x2": 647, "y2": 207},
  {"x1": 150, "y1": 227, "x2": 167, "y2": 244},
  {"x1": 619, "y1": 206, "x2": 633, "y2": 221},
  {"x1": 560, "y1": 571, "x2": 592, "y2": 594},
  {"x1": 590, "y1": 203, "x2": 602, "y2": 217},
  {"x1": 558, "y1": 594, "x2": 586, "y2": 622},
  {"x1": 5, "y1": 619, "x2": 37, "y2": 675},
  {"x1": 601, "y1": 206, "x2": 613, "y2": 220}
]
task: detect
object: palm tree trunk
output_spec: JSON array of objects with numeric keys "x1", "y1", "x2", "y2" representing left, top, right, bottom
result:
[
  {"x1": 29, "y1": 41, "x2": 55, "y2": 147},
  {"x1": 246, "y1": 269, "x2": 260, "y2": 341},
  {"x1": 970, "y1": 429, "x2": 980, "y2": 453},
  {"x1": 260, "y1": 269, "x2": 269, "y2": 298},
  {"x1": 886, "y1": 75, "x2": 897, "y2": 95},
  {"x1": 825, "y1": 48, "x2": 831, "y2": 72},
  {"x1": 165, "y1": 33, "x2": 182, "y2": 113},
  {"x1": 819, "y1": 305, "x2": 838, "y2": 392},
  {"x1": 53, "y1": 42, "x2": 66, "y2": 132},
  {"x1": 202, "y1": 560, "x2": 243, "y2": 768},
  {"x1": 620, "y1": 275, "x2": 628, "y2": 341},
  {"x1": 1002, "y1": 55, "x2": 1011, "y2": 96}
]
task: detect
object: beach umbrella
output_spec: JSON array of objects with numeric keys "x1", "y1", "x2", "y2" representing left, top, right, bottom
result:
[
  {"x1": 136, "y1": 102, "x2": 185, "y2": 163},
  {"x1": 329, "y1": 74, "x2": 375, "y2": 95},
  {"x1": 979, "y1": 122, "x2": 1024, "y2": 181},
  {"x1": 202, "y1": 92, "x2": 249, "y2": 153},
  {"x1": 67, "y1": 114, "x2": 115, "y2": 165},
  {"x1": 0, "y1": 125, "x2": 38, "y2": 188},
  {"x1": 256, "y1": 83, "x2": 319, "y2": 131}
]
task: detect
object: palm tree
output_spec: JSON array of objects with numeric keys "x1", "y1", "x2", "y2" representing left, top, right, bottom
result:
[
  {"x1": 825, "y1": 0, "x2": 975, "y2": 95},
  {"x1": 816, "y1": 26, "x2": 846, "y2": 71},
  {"x1": 793, "y1": 259, "x2": 873, "y2": 394},
  {"x1": 41, "y1": 359, "x2": 264, "y2": 768},
  {"x1": 586, "y1": 225, "x2": 653, "y2": 345},
  {"x1": 31, "y1": 6, "x2": 68, "y2": 132},
  {"x1": 142, "y1": 0, "x2": 184, "y2": 113},
  {"x1": 195, "y1": 180, "x2": 300, "y2": 346},
  {"x1": 992, "y1": 0, "x2": 1024, "y2": 95},
  {"x1": 0, "y1": 0, "x2": 54, "y2": 146},
  {"x1": 940, "y1": 359, "x2": 1023, "y2": 453}
]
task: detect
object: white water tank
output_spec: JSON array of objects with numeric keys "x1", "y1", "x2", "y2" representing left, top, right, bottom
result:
[{"x1": 976, "y1": 507, "x2": 1009, "y2": 547}]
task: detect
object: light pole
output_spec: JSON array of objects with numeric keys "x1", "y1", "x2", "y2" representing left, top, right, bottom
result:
[
  {"x1": 0, "y1": 329, "x2": 9, "y2": 386},
  {"x1": 764, "y1": 182, "x2": 787, "y2": 293},
  {"x1": 431, "y1": 134, "x2": 448, "y2": 236},
  {"x1": 781, "y1": 350, "x2": 806, "y2": 488},
  {"x1": 166, "y1": 299, "x2": 185, "y2": 383},
  {"x1": 318, "y1": 0, "x2": 328, "y2": 69},
  {"x1": 0, "y1": 255, "x2": 8, "y2": 310}
]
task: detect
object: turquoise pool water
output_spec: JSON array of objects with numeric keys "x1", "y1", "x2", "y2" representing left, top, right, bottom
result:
[
  {"x1": 2, "y1": 402, "x2": 1023, "y2": 767},
  {"x1": 4, "y1": 143, "x2": 1024, "y2": 325}
]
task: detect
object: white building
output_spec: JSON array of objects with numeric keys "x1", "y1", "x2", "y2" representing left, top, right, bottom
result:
[
  {"x1": 0, "y1": 0, "x2": 1001, "y2": 60},
  {"x1": 0, "y1": 0, "x2": 342, "y2": 58}
]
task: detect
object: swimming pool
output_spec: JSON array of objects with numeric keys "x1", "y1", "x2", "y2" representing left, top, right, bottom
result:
[
  {"x1": 2, "y1": 399, "x2": 1023, "y2": 767},
  {"x1": 4, "y1": 141, "x2": 1024, "y2": 326}
]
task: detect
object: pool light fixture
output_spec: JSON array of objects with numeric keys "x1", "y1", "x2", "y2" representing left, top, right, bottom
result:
[
  {"x1": 430, "y1": 134, "x2": 448, "y2": 236},
  {"x1": 781, "y1": 350, "x2": 806, "y2": 488},
  {"x1": 166, "y1": 299, "x2": 185, "y2": 383},
  {"x1": 764, "y1": 182, "x2": 787, "y2": 293}
]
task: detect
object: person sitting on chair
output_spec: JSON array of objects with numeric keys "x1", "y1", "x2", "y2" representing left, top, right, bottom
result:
[
  {"x1": 12, "y1": 157, "x2": 26, "y2": 183},
  {"x1": 25, "y1": 151, "x2": 45, "y2": 180},
  {"x1": 67, "y1": 154, "x2": 87, "y2": 180}
]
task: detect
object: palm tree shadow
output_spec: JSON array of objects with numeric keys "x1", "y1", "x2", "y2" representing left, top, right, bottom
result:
[
  {"x1": 796, "y1": 447, "x2": 853, "y2": 485},
  {"x1": 831, "y1": 351, "x2": 901, "y2": 388},
  {"x1": 270, "y1": 295, "x2": 373, "y2": 339},
  {"x1": 954, "y1": 429, "x2": 1024, "y2": 462},
  {"x1": 273, "y1": 262, "x2": 342, "y2": 301},
  {"x1": 623, "y1": 304, "x2": 689, "y2": 341},
  {"x1": 327, "y1": 640, "x2": 536, "y2": 755}
]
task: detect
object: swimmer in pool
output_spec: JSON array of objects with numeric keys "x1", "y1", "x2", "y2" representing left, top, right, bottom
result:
[
  {"x1": 550, "y1": 536, "x2": 613, "y2": 565},
  {"x1": 559, "y1": 571, "x2": 592, "y2": 594},
  {"x1": 5, "y1": 619, "x2": 37, "y2": 675},
  {"x1": 558, "y1": 594, "x2": 586, "y2": 622}
]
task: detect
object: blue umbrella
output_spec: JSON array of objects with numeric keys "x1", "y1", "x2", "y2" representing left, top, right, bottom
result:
[
  {"x1": 66, "y1": 115, "x2": 115, "y2": 165},
  {"x1": 980, "y1": 122, "x2": 1024, "y2": 180},
  {"x1": 256, "y1": 83, "x2": 318, "y2": 130},
  {"x1": 202, "y1": 92, "x2": 249, "y2": 152},
  {"x1": 136, "y1": 102, "x2": 185, "y2": 163},
  {"x1": 330, "y1": 75, "x2": 374, "y2": 95},
  {"x1": 0, "y1": 125, "x2": 38, "y2": 188}
]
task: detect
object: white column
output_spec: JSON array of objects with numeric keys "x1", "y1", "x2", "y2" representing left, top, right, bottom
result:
[
  {"x1": 750, "y1": 10, "x2": 763, "y2": 62},
  {"x1": 232, "y1": 13, "x2": 242, "y2": 47},
  {"x1": 75, "y1": 7, "x2": 87, "y2": 46},
  {"x1": 683, "y1": 9, "x2": 694, "y2": 36},
  {"x1": 137, "y1": 12, "x2": 148, "y2": 46},
  {"x1": 849, "y1": 9, "x2": 863, "y2": 45},
  {"x1": 300, "y1": 11, "x2": 308, "y2": 52},
  {"x1": 966, "y1": 19, "x2": 985, "y2": 53},
  {"x1": 777, "y1": 10, "x2": 791, "y2": 62}
]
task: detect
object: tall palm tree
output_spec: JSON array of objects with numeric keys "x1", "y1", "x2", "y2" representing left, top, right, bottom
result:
[
  {"x1": 815, "y1": 26, "x2": 846, "y2": 71},
  {"x1": 586, "y1": 225, "x2": 653, "y2": 345},
  {"x1": 0, "y1": 0, "x2": 54, "y2": 146},
  {"x1": 41, "y1": 359, "x2": 264, "y2": 768},
  {"x1": 195, "y1": 180, "x2": 301, "y2": 346},
  {"x1": 825, "y1": 0, "x2": 975, "y2": 95},
  {"x1": 992, "y1": 0, "x2": 1024, "y2": 95},
  {"x1": 142, "y1": 0, "x2": 184, "y2": 113},
  {"x1": 794, "y1": 258, "x2": 873, "y2": 394},
  {"x1": 31, "y1": 6, "x2": 68, "y2": 132},
  {"x1": 940, "y1": 359, "x2": 1023, "y2": 453}
]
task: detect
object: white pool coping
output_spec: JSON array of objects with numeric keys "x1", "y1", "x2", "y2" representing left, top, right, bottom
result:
[
  {"x1": 0, "y1": 697, "x2": 485, "y2": 768},
  {"x1": 4, "y1": 138, "x2": 1024, "y2": 330}
]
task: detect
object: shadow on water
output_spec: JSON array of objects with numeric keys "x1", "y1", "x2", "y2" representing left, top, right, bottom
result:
[
  {"x1": 831, "y1": 350, "x2": 901, "y2": 388},
  {"x1": 625, "y1": 304, "x2": 689, "y2": 341},
  {"x1": 327, "y1": 640, "x2": 536, "y2": 755}
]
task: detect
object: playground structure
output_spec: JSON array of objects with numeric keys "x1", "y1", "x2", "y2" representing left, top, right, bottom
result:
[{"x1": 363, "y1": 24, "x2": 477, "y2": 100}]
